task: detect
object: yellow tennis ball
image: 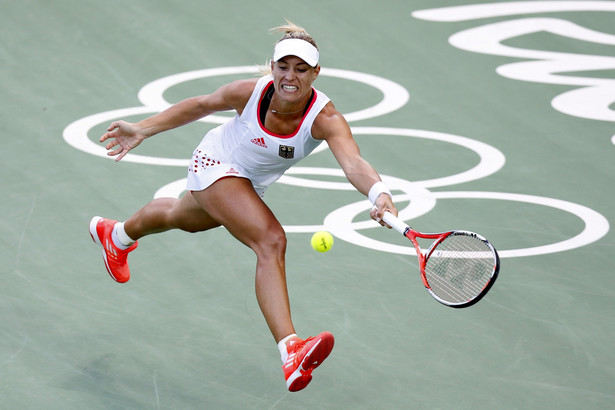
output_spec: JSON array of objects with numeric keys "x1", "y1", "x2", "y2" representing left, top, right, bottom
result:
[{"x1": 311, "y1": 231, "x2": 334, "y2": 253}]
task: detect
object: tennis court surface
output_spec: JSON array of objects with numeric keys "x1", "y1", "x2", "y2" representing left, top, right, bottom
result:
[{"x1": 2, "y1": 1, "x2": 614, "y2": 408}]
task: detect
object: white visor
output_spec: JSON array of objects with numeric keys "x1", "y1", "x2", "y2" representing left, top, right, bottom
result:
[{"x1": 273, "y1": 39, "x2": 319, "y2": 67}]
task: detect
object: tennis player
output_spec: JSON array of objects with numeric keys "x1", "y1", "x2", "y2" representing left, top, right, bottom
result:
[{"x1": 89, "y1": 22, "x2": 397, "y2": 392}]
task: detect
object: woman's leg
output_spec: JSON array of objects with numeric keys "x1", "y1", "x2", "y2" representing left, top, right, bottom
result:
[
  {"x1": 123, "y1": 190, "x2": 221, "y2": 240},
  {"x1": 190, "y1": 177, "x2": 295, "y2": 343}
]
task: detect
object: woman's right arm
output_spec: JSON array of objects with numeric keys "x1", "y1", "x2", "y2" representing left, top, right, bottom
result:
[{"x1": 100, "y1": 78, "x2": 257, "y2": 161}]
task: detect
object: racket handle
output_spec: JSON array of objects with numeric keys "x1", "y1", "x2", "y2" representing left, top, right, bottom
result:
[{"x1": 382, "y1": 211, "x2": 410, "y2": 235}]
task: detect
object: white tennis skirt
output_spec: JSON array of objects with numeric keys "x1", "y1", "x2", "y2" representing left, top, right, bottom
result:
[{"x1": 185, "y1": 133, "x2": 266, "y2": 198}]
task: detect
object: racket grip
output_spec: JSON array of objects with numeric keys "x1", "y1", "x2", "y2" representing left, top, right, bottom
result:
[{"x1": 382, "y1": 211, "x2": 410, "y2": 235}]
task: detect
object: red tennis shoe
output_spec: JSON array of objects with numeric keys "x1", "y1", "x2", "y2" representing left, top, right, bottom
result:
[
  {"x1": 89, "y1": 216, "x2": 137, "y2": 283},
  {"x1": 283, "y1": 332, "x2": 334, "y2": 392}
]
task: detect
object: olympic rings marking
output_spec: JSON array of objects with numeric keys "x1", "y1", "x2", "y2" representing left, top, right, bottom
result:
[
  {"x1": 63, "y1": 64, "x2": 609, "y2": 258},
  {"x1": 62, "y1": 66, "x2": 409, "y2": 166}
]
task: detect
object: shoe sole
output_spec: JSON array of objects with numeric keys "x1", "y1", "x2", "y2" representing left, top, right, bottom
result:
[
  {"x1": 89, "y1": 216, "x2": 125, "y2": 283},
  {"x1": 287, "y1": 332, "x2": 334, "y2": 392}
]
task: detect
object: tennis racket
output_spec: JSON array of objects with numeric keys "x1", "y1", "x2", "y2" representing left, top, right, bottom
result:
[{"x1": 382, "y1": 211, "x2": 500, "y2": 308}]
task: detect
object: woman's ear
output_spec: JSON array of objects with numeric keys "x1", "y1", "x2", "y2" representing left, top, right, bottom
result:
[{"x1": 313, "y1": 65, "x2": 321, "y2": 81}]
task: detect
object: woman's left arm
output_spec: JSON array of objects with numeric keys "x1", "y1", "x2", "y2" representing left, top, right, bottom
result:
[{"x1": 313, "y1": 103, "x2": 398, "y2": 223}]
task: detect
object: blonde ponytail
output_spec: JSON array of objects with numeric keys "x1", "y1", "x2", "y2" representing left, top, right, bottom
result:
[{"x1": 270, "y1": 20, "x2": 318, "y2": 50}]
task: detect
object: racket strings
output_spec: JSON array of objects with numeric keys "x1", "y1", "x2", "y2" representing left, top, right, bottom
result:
[{"x1": 424, "y1": 233, "x2": 496, "y2": 304}]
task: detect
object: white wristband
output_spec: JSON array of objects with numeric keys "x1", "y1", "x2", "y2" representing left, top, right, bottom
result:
[{"x1": 368, "y1": 181, "x2": 391, "y2": 205}]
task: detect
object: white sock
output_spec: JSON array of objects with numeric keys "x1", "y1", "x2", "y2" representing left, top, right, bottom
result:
[
  {"x1": 278, "y1": 334, "x2": 298, "y2": 363},
  {"x1": 112, "y1": 222, "x2": 136, "y2": 250}
]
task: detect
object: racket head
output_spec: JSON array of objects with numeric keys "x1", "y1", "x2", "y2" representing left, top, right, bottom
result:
[{"x1": 420, "y1": 230, "x2": 500, "y2": 308}]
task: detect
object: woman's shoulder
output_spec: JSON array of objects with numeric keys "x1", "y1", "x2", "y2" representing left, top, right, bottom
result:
[
  {"x1": 315, "y1": 101, "x2": 344, "y2": 123},
  {"x1": 224, "y1": 77, "x2": 261, "y2": 99},
  {"x1": 215, "y1": 77, "x2": 261, "y2": 112},
  {"x1": 312, "y1": 101, "x2": 350, "y2": 140}
]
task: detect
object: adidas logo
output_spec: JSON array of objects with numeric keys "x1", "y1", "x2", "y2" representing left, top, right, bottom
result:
[
  {"x1": 226, "y1": 167, "x2": 239, "y2": 175},
  {"x1": 104, "y1": 238, "x2": 118, "y2": 257},
  {"x1": 251, "y1": 137, "x2": 267, "y2": 148},
  {"x1": 284, "y1": 353, "x2": 297, "y2": 368}
]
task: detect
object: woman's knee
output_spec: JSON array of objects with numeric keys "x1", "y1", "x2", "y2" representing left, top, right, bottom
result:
[{"x1": 252, "y1": 223, "x2": 287, "y2": 257}]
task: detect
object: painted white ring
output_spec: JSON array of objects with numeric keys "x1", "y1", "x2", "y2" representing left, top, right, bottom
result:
[
  {"x1": 279, "y1": 127, "x2": 506, "y2": 189},
  {"x1": 62, "y1": 66, "x2": 411, "y2": 166},
  {"x1": 324, "y1": 191, "x2": 609, "y2": 258}
]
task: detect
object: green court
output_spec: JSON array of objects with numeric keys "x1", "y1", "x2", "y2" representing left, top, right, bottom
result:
[{"x1": 2, "y1": 0, "x2": 614, "y2": 408}]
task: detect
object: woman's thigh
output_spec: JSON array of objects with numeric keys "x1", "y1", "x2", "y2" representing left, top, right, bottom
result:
[
  {"x1": 173, "y1": 189, "x2": 221, "y2": 233},
  {"x1": 190, "y1": 177, "x2": 285, "y2": 250}
]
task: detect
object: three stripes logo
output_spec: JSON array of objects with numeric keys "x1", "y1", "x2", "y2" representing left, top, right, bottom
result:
[
  {"x1": 284, "y1": 352, "x2": 297, "y2": 369},
  {"x1": 104, "y1": 238, "x2": 118, "y2": 258}
]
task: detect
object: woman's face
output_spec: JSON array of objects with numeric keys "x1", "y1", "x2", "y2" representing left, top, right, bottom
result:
[{"x1": 271, "y1": 55, "x2": 320, "y2": 104}]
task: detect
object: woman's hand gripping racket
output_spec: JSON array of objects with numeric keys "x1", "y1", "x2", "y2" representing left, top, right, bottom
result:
[{"x1": 382, "y1": 211, "x2": 500, "y2": 308}]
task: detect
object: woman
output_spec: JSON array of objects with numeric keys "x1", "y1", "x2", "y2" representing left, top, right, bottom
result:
[{"x1": 89, "y1": 22, "x2": 397, "y2": 392}]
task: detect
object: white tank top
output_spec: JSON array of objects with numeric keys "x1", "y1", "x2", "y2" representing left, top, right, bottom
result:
[{"x1": 219, "y1": 75, "x2": 330, "y2": 189}]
